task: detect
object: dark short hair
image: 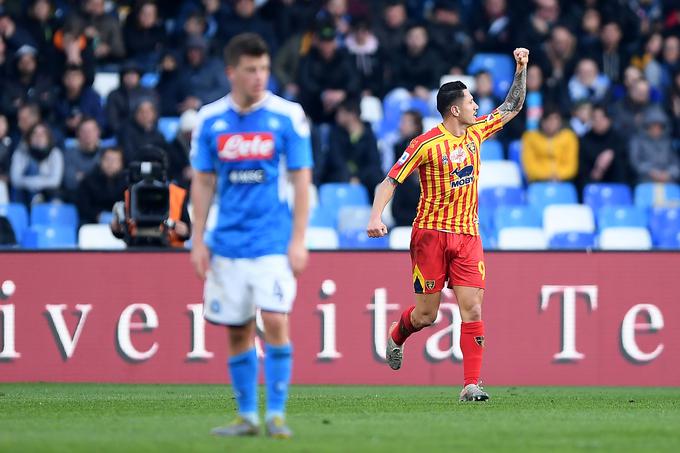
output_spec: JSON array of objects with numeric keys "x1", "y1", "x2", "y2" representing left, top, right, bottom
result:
[
  {"x1": 27, "y1": 121, "x2": 54, "y2": 147},
  {"x1": 224, "y1": 33, "x2": 269, "y2": 66},
  {"x1": 402, "y1": 109, "x2": 424, "y2": 135},
  {"x1": 338, "y1": 98, "x2": 361, "y2": 116},
  {"x1": 436, "y1": 81, "x2": 467, "y2": 118}
]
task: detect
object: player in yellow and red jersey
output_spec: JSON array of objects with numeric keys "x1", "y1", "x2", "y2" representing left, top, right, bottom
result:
[{"x1": 367, "y1": 48, "x2": 529, "y2": 402}]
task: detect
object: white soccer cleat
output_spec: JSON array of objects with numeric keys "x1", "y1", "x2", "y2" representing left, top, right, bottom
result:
[
  {"x1": 459, "y1": 383, "x2": 490, "y2": 402},
  {"x1": 386, "y1": 322, "x2": 403, "y2": 370}
]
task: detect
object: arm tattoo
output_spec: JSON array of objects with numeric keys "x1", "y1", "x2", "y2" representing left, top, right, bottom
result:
[{"x1": 499, "y1": 66, "x2": 527, "y2": 116}]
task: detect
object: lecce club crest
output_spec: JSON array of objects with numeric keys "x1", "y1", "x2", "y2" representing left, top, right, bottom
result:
[{"x1": 466, "y1": 141, "x2": 477, "y2": 154}]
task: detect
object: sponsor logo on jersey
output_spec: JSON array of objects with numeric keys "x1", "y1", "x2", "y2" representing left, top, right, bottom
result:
[
  {"x1": 397, "y1": 151, "x2": 410, "y2": 165},
  {"x1": 450, "y1": 146, "x2": 466, "y2": 163},
  {"x1": 217, "y1": 132, "x2": 275, "y2": 161},
  {"x1": 228, "y1": 169, "x2": 266, "y2": 184},
  {"x1": 450, "y1": 164, "x2": 475, "y2": 188}
]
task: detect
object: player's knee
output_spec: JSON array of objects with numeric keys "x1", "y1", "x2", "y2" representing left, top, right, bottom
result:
[{"x1": 464, "y1": 303, "x2": 482, "y2": 321}]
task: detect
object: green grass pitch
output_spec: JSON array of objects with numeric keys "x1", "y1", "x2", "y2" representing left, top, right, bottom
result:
[{"x1": 1, "y1": 384, "x2": 679, "y2": 452}]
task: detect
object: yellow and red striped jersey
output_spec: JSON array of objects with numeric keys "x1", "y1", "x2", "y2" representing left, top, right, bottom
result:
[{"x1": 387, "y1": 109, "x2": 504, "y2": 235}]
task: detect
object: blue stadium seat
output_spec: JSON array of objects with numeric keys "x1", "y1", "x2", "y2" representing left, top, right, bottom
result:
[
  {"x1": 508, "y1": 139, "x2": 522, "y2": 166},
  {"x1": 100, "y1": 137, "x2": 118, "y2": 148},
  {"x1": 467, "y1": 53, "x2": 515, "y2": 99},
  {"x1": 656, "y1": 230, "x2": 680, "y2": 249},
  {"x1": 634, "y1": 182, "x2": 680, "y2": 209},
  {"x1": 319, "y1": 183, "x2": 369, "y2": 208},
  {"x1": 479, "y1": 224, "x2": 497, "y2": 250},
  {"x1": 339, "y1": 229, "x2": 388, "y2": 249},
  {"x1": 477, "y1": 205, "x2": 494, "y2": 233},
  {"x1": 479, "y1": 187, "x2": 525, "y2": 211},
  {"x1": 0, "y1": 203, "x2": 29, "y2": 243},
  {"x1": 98, "y1": 211, "x2": 114, "y2": 224},
  {"x1": 597, "y1": 206, "x2": 648, "y2": 230},
  {"x1": 309, "y1": 207, "x2": 336, "y2": 228},
  {"x1": 23, "y1": 225, "x2": 77, "y2": 249},
  {"x1": 140, "y1": 72, "x2": 159, "y2": 88},
  {"x1": 158, "y1": 117, "x2": 180, "y2": 142},
  {"x1": 549, "y1": 232, "x2": 596, "y2": 249},
  {"x1": 31, "y1": 203, "x2": 79, "y2": 228},
  {"x1": 381, "y1": 95, "x2": 430, "y2": 135},
  {"x1": 494, "y1": 206, "x2": 542, "y2": 230},
  {"x1": 527, "y1": 182, "x2": 578, "y2": 213},
  {"x1": 337, "y1": 206, "x2": 372, "y2": 233},
  {"x1": 649, "y1": 207, "x2": 680, "y2": 245},
  {"x1": 583, "y1": 183, "x2": 632, "y2": 212},
  {"x1": 481, "y1": 140, "x2": 503, "y2": 160}
]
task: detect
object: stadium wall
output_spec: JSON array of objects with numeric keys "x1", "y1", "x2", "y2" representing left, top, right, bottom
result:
[{"x1": 0, "y1": 251, "x2": 678, "y2": 386}]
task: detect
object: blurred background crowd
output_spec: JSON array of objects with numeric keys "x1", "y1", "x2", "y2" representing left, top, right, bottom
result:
[{"x1": 0, "y1": 0, "x2": 679, "y2": 249}]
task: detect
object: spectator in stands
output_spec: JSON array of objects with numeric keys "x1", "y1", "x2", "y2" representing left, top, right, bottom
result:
[
  {"x1": 577, "y1": 8, "x2": 601, "y2": 56},
  {"x1": 533, "y1": 25, "x2": 575, "y2": 113},
  {"x1": 374, "y1": 0, "x2": 408, "y2": 61},
  {"x1": 629, "y1": 109, "x2": 678, "y2": 184},
  {"x1": 21, "y1": 0, "x2": 60, "y2": 63},
  {"x1": 0, "y1": 35, "x2": 7, "y2": 83},
  {"x1": 427, "y1": 0, "x2": 473, "y2": 73},
  {"x1": 611, "y1": 78, "x2": 658, "y2": 139},
  {"x1": 51, "y1": 17, "x2": 96, "y2": 86},
  {"x1": 518, "y1": 0, "x2": 563, "y2": 52},
  {"x1": 666, "y1": 71, "x2": 680, "y2": 138},
  {"x1": 387, "y1": 23, "x2": 440, "y2": 98},
  {"x1": 471, "y1": 0, "x2": 513, "y2": 54},
  {"x1": 297, "y1": 18, "x2": 359, "y2": 123},
  {"x1": 273, "y1": 21, "x2": 314, "y2": 101},
  {"x1": 0, "y1": 45, "x2": 56, "y2": 120},
  {"x1": 583, "y1": 21, "x2": 628, "y2": 84},
  {"x1": 165, "y1": 109, "x2": 195, "y2": 188},
  {"x1": 472, "y1": 70, "x2": 501, "y2": 116},
  {"x1": 346, "y1": 17, "x2": 385, "y2": 97},
  {"x1": 156, "y1": 49, "x2": 182, "y2": 117},
  {"x1": 76, "y1": 146, "x2": 126, "y2": 224},
  {"x1": 316, "y1": 0, "x2": 351, "y2": 45},
  {"x1": 105, "y1": 61, "x2": 159, "y2": 134},
  {"x1": 568, "y1": 58, "x2": 610, "y2": 107},
  {"x1": 327, "y1": 98, "x2": 383, "y2": 198},
  {"x1": 117, "y1": 98, "x2": 166, "y2": 163},
  {"x1": 71, "y1": 0, "x2": 125, "y2": 64},
  {"x1": 391, "y1": 109, "x2": 422, "y2": 226},
  {"x1": 0, "y1": 11, "x2": 33, "y2": 52},
  {"x1": 260, "y1": 0, "x2": 318, "y2": 44},
  {"x1": 54, "y1": 64, "x2": 104, "y2": 137},
  {"x1": 521, "y1": 109, "x2": 578, "y2": 183},
  {"x1": 0, "y1": 114, "x2": 14, "y2": 183},
  {"x1": 660, "y1": 35, "x2": 680, "y2": 90},
  {"x1": 62, "y1": 117, "x2": 101, "y2": 200},
  {"x1": 10, "y1": 121, "x2": 64, "y2": 205},
  {"x1": 14, "y1": 102, "x2": 41, "y2": 144},
  {"x1": 173, "y1": 35, "x2": 229, "y2": 114},
  {"x1": 218, "y1": 0, "x2": 276, "y2": 54},
  {"x1": 175, "y1": 0, "x2": 226, "y2": 47},
  {"x1": 169, "y1": 10, "x2": 209, "y2": 51},
  {"x1": 122, "y1": 0, "x2": 165, "y2": 71},
  {"x1": 578, "y1": 106, "x2": 629, "y2": 192},
  {"x1": 569, "y1": 101, "x2": 592, "y2": 137},
  {"x1": 630, "y1": 32, "x2": 664, "y2": 89}
]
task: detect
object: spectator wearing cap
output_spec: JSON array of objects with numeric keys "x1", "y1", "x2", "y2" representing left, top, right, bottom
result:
[
  {"x1": 68, "y1": 0, "x2": 125, "y2": 64},
  {"x1": 0, "y1": 44, "x2": 56, "y2": 119},
  {"x1": 629, "y1": 108, "x2": 678, "y2": 184},
  {"x1": 122, "y1": 0, "x2": 166, "y2": 71},
  {"x1": 386, "y1": 23, "x2": 440, "y2": 98},
  {"x1": 10, "y1": 121, "x2": 64, "y2": 206},
  {"x1": 471, "y1": 0, "x2": 514, "y2": 54},
  {"x1": 76, "y1": 146, "x2": 126, "y2": 224},
  {"x1": 171, "y1": 35, "x2": 229, "y2": 114},
  {"x1": 374, "y1": 0, "x2": 408, "y2": 62},
  {"x1": 62, "y1": 117, "x2": 102, "y2": 200},
  {"x1": 54, "y1": 64, "x2": 104, "y2": 137},
  {"x1": 427, "y1": 0, "x2": 474, "y2": 72},
  {"x1": 345, "y1": 17, "x2": 386, "y2": 97},
  {"x1": 165, "y1": 109, "x2": 197, "y2": 189},
  {"x1": 297, "y1": 19, "x2": 360, "y2": 123},
  {"x1": 117, "y1": 99, "x2": 167, "y2": 163},
  {"x1": 326, "y1": 98, "x2": 383, "y2": 198},
  {"x1": 105, "y1": 61, "x2": 159, "y2": 134},
  {"x1": 218, "y1": 0, "x2": 276, "y2": 54}
]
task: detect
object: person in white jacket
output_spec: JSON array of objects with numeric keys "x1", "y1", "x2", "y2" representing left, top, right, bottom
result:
[{"x1": 10, "y1": 122, "x2": 64, "y2": 205}]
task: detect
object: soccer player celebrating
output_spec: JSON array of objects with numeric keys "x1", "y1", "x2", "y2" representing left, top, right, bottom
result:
[
  {"x1": 367, "y1": 48, "x2": 529, "y2": 402},
  {"x1": 190, "y1": 33, "x2": 312, "y2": 437}
]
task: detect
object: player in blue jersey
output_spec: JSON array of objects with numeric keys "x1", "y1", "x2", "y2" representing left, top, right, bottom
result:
[{"x1": 190, "y1": 33, "x2": 312, "y2": 439}]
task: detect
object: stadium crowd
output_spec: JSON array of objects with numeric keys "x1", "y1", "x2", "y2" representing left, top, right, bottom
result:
[{"x1": 0, "y1": 0, "x2": 679, "y2": 248}]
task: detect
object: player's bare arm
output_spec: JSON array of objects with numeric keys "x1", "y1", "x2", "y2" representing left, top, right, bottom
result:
[
  {"x1": 497, "y1": 48, "x2": 529, "y2": 125},
  {"x1": 367, "y1": 177, "x2": 398, "y2": 238},
  {"x1": 190, "y1": 171, "x2": 216, "y2": 280},
  {"x1": 288, "y1": 168, "x2": 311, "y2": 277}
]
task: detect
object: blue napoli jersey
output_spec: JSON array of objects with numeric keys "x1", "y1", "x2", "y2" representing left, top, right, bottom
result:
[{"x1": 190, "y1": 92, "x2": 313, "y2": 258}]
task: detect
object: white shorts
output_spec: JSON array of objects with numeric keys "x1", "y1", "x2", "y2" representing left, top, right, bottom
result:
[{"x1": 203, "y1": 254, "x2": 297, "y2": 326}]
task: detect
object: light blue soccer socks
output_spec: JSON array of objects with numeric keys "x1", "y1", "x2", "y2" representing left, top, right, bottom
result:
[
  {"x1": 228, "y1": 348, "x2": 259, "y2": 425},
  {"x1": 264, "y1": 343, "x2": 293, "y2": 421}
]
